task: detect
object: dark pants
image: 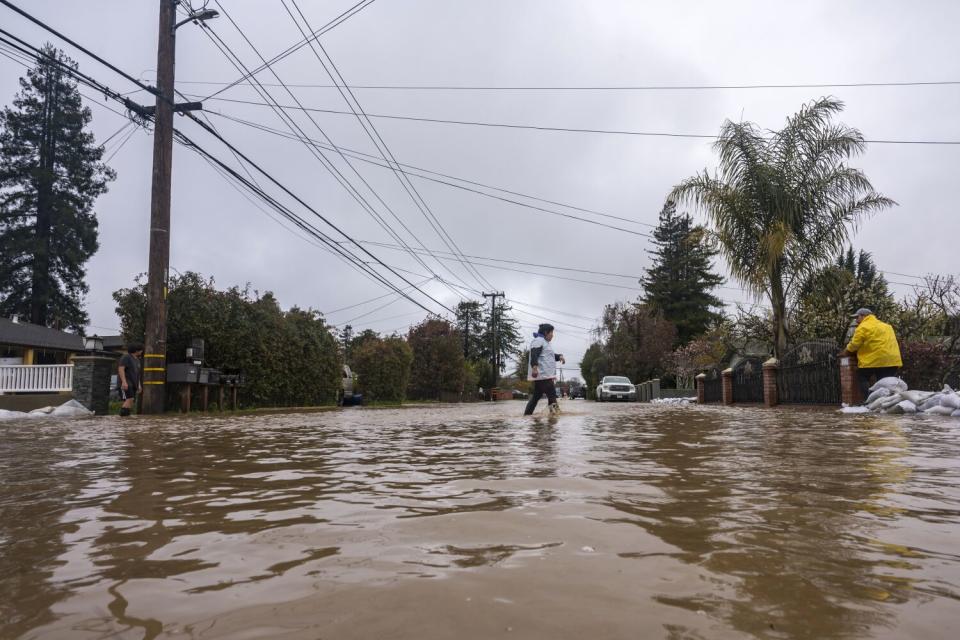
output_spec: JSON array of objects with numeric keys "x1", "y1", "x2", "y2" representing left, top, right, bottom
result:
[
  {"x1": 524, "y1": 379, "x2": 557, "y2": 415},
  {"x1": 858, "y1": 366, "x2": 900, "y2": 402}
]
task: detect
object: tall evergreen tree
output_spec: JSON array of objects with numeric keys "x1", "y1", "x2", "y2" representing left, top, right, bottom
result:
[
  {"x1": 0, "y1": 44, "x2": 115, "y2": 330},
  {"x1": 455, "y1": 299, "x2": 522, "y2": 386},
  {"x1": 641, "y1": 199, "x2": 724, "y2": 345},
  {"x1": 794, "y1": 247, "x2": 897, "y2": 345},
  {"x1": 481, "y1": 301, "x2": 522, "y2": 383},
  {"x1": 455, "y1": 300, "x2": 485, "y2": 361}
]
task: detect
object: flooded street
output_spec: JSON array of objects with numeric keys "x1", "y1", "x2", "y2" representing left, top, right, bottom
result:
[{"x1": 2, "y1": 401, "x2": 959, "y2": 639}]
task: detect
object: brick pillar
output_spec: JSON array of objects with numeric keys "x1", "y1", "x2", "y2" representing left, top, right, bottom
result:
[
  {"x1": 695, "y1": 373, "x2": 706, "y2": 404},
  {"x1": 840, "y1": 356, "x2": 862, "y2": 406},
  {"x1": 762, "y1": 358, "x2": 779, "y2": 407},
  {"x1": 721, "y1": 368, "x2": 734, "y2": 405},
  {"x1": 71, "y1": 355, "x2": 116, "y2": 415}
]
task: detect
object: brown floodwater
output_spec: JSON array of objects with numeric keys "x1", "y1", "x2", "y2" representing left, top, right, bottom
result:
[{"x1": 1, "y1": 401, "x2": 959, "y2": 639}]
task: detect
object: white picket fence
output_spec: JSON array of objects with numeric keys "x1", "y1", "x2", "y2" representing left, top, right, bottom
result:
[{"x1": 0, "y1": 364, "x2": 74, "y2": 393}]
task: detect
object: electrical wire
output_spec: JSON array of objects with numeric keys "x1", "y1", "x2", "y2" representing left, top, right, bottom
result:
[
  {"x1": 200, "y1": 0, "x2": 378, "y2": 101},
  {"x1": 103, "y1": 123, "x2": 139, "y2": 163},
  {"x1": 211, "y1": 111, "x2": 655, "y2": 228},
  {"x1": 283, "y1": 0, "x2": 496, "y2": 292},
  {"x1": 208, "y1": 111, "x2": 653, "y2": 236},
  {"x1": 0, "y1": 19, "x2": 455, "y2": 317},
  {"x1": 178, "y1": 79, "x2": 960, "y2": 92},
  {"x1": 323, "y1": 277, "x2": 432, "y2": 315},
  {"x1": 200, "y1": 6, "x2": 473, "y2": 300},
  {"x1": 199, "y1": 95, "x2": 960, "y2": 145}
]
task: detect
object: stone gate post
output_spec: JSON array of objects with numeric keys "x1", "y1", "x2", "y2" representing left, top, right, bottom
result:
[
  {"x1": 840, "y1": 356, "x2": 862, "y2": 406},
  {"x1": 695, "y1": 373, "x2": 706, "y2": 404},
  {"x1": 721, "y1": 368, "x2": 734, "y2": 405},
  {"x1": 762, "y1": 358, "x2": 779, "y2": 407},
  {"x1": 71, "y1": 355, "x2": 116, "y2": 415}
]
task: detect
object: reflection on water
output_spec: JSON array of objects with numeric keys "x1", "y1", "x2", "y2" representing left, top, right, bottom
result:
[{"x1": 2, "y1": 404, "x2": 959, "y2": 639}]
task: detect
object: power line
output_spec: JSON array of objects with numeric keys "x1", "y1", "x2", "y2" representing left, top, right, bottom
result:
[
  {"x1": 0, "y1": 8, "x2": 437, "y2": 312},
  {"x1": 201, "y1": 0, "x2": 378, "y2": 101},
  {"x1": 335, "y1": 293, "x2": 406, "y2": 326},
  {"x1": 0, "y1": 19, "x2": 455, "y2": 318},
  {"x1": 281, "y1": 0, "x2": 495, "y2": 292},
  {"x1": 103, "y1": 123, "x2": 139, "y2": 163},
  {"x1": 323, "y1": 278, "x2": 432, "y2": 315},
  {"x1": 358, "y1": 239, "x2": 649, "y2": 279},
  {"x1": 199, "y1": 95, "x2": 960, "y2": 145},
  {"x1": 201, "y1": 5, "x2": 473, "y2": 301},
  {"x1": 179, "y1": 79, "x2": 960, "y2": 92},
  {"x1": 208, "y1": 112, "x2": 654, "y2": 236}
]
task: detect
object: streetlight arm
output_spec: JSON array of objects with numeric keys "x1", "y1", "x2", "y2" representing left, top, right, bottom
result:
[{"x1": 174, "y1": 9, "x2": 218, "y2": 30}]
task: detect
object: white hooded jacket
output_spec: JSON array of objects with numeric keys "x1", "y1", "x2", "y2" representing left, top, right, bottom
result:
[{"x1": 527, "y1": 334, "x2": 559, "y2": 381}]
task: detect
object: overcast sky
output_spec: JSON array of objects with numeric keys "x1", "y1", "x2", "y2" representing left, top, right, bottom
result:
[{"x1": 2, "y1": 0, "x2": 959, "y2": 380}]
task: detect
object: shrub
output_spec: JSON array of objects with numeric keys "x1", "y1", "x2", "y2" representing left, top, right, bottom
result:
[
  {"x1": 407, "y1": 318, "x2": 465, "y2": 400},
  {"x1": 352, "y1": 335, "x2": 413, "y2": 403}
]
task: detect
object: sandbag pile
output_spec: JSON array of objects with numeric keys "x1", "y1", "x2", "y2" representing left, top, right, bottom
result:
[
  {"x1": 0, "y1": 399, "x2": 94, "y2": 422},
  {"x1": 854, "y1": 377, "x2": 960, "y2": 417},
  {"x1": 651, "y1": 397, "x2": 695, "y2": 405}
]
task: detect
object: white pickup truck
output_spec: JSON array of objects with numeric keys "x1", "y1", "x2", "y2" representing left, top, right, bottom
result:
[{"x1": 595, "y1": 376, "x2": 637, "y2": 402}]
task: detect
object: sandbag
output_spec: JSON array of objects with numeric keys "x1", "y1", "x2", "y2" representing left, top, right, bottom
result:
[
  {"x1": 953, "y1": 410, "x2": 960, "y2": 418},
  {"x1": 919, "y1": 394, "x2": 944, "y2": 411},
  {"x1": 28, "y1": 405, "x2": 55, "y2": 415},
  {"x1": 941, "y1": 394, "x2": 960, "y2": 410},
  {"x1": 865, "y1": 387, "x2": 893, "y2": 404},
  {"x1": 869, "y1": 377, "x2": 908, "y2": 393},
  {"x1": 868, "y1": 395, "x2": 892, "y2": 411},
  {"x1": 880, "y1": 394, "x2": 905, "y2": 410},
  {"x1": 885, "y1": 400, "x2": 917, "y2": 415},
  {"x1": 901, "y1": 390, "x2": 934, "y2": 404},
  {"x1": 840, "y1": 405, "x2": 871, "y2": 414},
  {"x1": 50, "y1": 400, "x2": 93, "y2": 417},
  {"x1": 0, "y1": 409, "x2": 27, "y2": 421},
  {"x1": 923, "y1": 405, "x2": 955, "y2": 416}
]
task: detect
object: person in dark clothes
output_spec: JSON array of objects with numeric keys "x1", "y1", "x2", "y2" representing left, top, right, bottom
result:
[
  {"x1": 117, "y1": 343, "x2": 143, "y2": 416},
  {"x1": 524, "y1": 323, "x2": 565, "y2": 416}
]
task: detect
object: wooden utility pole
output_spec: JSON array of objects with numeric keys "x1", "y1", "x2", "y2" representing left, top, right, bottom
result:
[
  {"x1": 142, "y1": 0, "x2": 177, "y2": 414},
  {"x1": 483, "y1": 292, "x2": 505, "y2": 390}
]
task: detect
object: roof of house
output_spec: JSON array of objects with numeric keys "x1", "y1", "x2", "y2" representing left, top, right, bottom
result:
[
  {"x1": 101, "y1": 335, "x2": 126, "y2": 349},
  {"x1": 0, "y1": 318, "x2": 85, "y2": 351}
]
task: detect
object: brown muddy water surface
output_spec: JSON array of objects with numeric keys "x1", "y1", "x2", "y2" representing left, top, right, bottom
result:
[{"x1": 2, "y1": 401, "x2": 959, "y2": 639}]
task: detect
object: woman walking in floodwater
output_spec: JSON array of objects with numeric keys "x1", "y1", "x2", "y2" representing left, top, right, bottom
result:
[{"x1": 524, "y1": 323, "x2": 565, "y2": 416}]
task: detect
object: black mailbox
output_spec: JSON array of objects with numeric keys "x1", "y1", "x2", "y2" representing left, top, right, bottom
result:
[
  {"x1": 199, "y1": 368, "x2": 220, "y2": 385},
  {"x1": 167, "y1": 363, "x2": 200, "y2": 383}
]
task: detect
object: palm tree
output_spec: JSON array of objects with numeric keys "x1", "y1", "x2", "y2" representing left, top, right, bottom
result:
[{"x1": 670, "y1": 98, "x2": 894, "y2": 358}]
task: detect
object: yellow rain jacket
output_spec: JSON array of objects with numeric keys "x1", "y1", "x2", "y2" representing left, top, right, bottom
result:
[{"x1": 846, "y1": 314, "x2": 902, "y2": 369}]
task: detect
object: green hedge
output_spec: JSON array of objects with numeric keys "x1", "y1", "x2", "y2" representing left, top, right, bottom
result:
[
  {"x1": 113, "y1": 272, "x2": 341, "y2": 408},
  {"x1": 352, "y1": 335, "x2": 413, "y2": 403}
]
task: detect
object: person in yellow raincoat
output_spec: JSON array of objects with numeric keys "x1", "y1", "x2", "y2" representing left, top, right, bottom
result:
[{"x1": 842, "y1": 307, "x2": 902, "y2": 401}]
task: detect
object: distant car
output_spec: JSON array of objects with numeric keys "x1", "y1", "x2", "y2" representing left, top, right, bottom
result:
[
  {"x1": 595, "y1": 376, "x2": 636, "y2": 402},
  {"x1": 512, "y1": 389, "x2": 528, "y2": 400},
  {"x1": 569, "y1": 387, "x2": 585, "y2": 399}
]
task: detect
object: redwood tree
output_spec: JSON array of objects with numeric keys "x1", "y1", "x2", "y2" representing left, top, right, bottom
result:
[{"x1": 0, "y1": 44, "x2": 115, "y2": 330}]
